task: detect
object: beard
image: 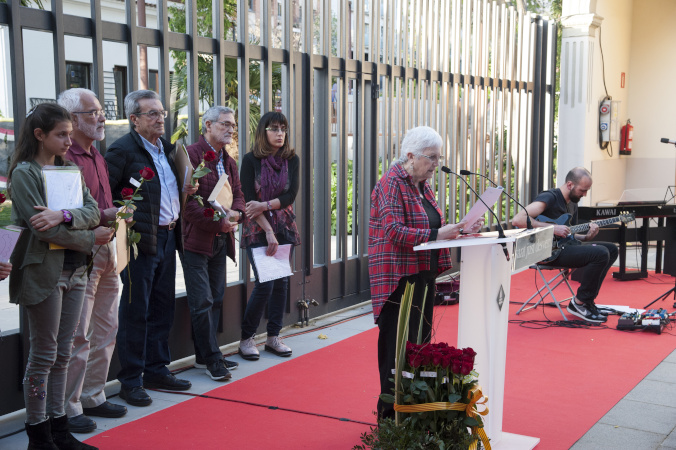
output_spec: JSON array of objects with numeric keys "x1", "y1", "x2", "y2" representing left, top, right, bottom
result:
[
  {"x1": 569, "y1": 192, "x2": 582, "y2": 203},
  {"x1": 78, "y1": 120, "x2": 105, "y2": 141}
]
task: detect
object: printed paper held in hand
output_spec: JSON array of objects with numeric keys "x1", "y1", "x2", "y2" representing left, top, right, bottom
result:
[
  {"x1": 42, "y1": 166, "x2": 83, "y2": 250},
  {"x1": 461, "y1": 186, "x2": 503, "y2": 226},
  {"x1": 0, "y1": 225, "x2": 24, "y2": 262},
  {"x1": 251, "y1": 244, "x2": 293, "y2": 283}
]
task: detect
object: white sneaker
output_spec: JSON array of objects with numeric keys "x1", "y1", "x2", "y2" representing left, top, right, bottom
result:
[
  {"x1": 238, "y1": 337, "x2": 260, "y2": 361},
  {"x1": 265, "y1": 336, "x2": 292, "y2": 357}
]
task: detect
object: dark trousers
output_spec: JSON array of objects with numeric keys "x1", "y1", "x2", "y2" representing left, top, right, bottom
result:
[
  {"x1": 376, "y1": 273, "x2": 435, "y2": 421},
  {"x1": 117, "y1": 229, "x2": 176, "y2": 389},
  {"x1": 551, "y1": 241, "x2": 618, "y2": 304},
  {"x1": 182, "y1": 237, "x2": 228, "y2": 365},
  {"x1": 240, "y1": 243, "x2": 292, "y2": 340}
]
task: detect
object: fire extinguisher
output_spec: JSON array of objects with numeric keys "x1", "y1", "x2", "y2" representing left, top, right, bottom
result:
[{"x1": 620, "y1": 119, "x2": 633, "y2": 155}]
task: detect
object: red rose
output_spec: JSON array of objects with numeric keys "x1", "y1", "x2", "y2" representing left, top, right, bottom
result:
[
  {"x1": 408, "y1": 353, "x2": 423, "y2": 369},
  {"x1": 121, "y1": 188, "x2": 134, "y2": 200},
  {"x1": 462, "y1": 347, "x2": 477, "y2": 358},
  {"x1": 432, "y1": 352, "x2": 443, "y2": 367},
  {"x1": 139, "y1": 167, "x2": 155, "y2": 181},
  {"x1": 203, "y1": 150, "x2": 217, "y2": 162},
  {"x1": 203, "y1": 208, "x2": 215, "y2": 219},
  {"x1": 451, "y1": 360, "x2": 462, "y2": 374},
  {"x1": 441, "y1": 354, "x2": 452, "y2": 369},
  {"x1": 460, "y1": 361, "x2": 473, "y2": 376},
  {"x1": 0, "y1": 193, "x2": 5, "y2": 204}
]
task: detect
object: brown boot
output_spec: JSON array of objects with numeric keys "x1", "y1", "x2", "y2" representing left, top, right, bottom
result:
[
  {"x1": 25, "y1": 420, "x2": 58, "y2": 450},
  {"x1": 49, "y1": 415, "x2": 98, "y2": 450}
]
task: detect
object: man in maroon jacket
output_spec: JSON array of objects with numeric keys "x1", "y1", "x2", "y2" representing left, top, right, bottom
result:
[{"x1": 182, "y1": 106, "x2": 245, "y2": 380}]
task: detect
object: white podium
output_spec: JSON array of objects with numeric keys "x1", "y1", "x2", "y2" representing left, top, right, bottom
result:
[{"x1": 414, "y1": 227, "x2": 553, "y2": 449}]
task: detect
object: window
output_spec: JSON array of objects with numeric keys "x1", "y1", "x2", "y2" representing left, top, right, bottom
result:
[{"x1": 66, "y1": 62, "x2": 91, "y2": 89}]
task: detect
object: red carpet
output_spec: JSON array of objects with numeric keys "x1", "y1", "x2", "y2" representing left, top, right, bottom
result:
[{"x1": 86, "y1": 270, "x2": 676, "y2": 449}]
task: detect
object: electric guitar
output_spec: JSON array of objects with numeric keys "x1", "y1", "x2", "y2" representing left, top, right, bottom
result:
[{"x1": 536, "y1": 212, "x2": 635, "y2": 263}]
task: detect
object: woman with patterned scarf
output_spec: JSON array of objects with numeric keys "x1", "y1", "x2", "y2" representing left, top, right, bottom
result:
[{"x1": 238, "y1": 112, "x2": 301, "y2": 361}]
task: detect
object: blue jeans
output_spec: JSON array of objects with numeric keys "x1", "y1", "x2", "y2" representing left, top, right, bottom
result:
[
  {"x1": 117, "y1": 229, "x2": 176, "y2": 389},
  {"x1": 240, "y1": 244, "x2": 292, "y2": 340},
  {"x1": 182, "y1": 236, "x2": 228, "y2": 364}
]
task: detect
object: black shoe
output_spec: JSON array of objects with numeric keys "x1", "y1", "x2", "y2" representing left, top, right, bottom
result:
[
  {"x1": 50, "y1": 415, "x2": 98, "y2": 449},
  {"x1": 119, "y1": 386, "x2": 153, "y2": 407},
  {"x1": 206, "y1": 360, "x2": 232, "y2": 381},
  {"x1": 567, "y1": 300, "x2": 607, "y2": 323},
  {"x1": 143, "y1": 373, "x2": 192, "y2": 391},
  {"x1": 67, "y1": 414, "x2": 96, "y2": 434},
  {"x1": 82, "y1": 401, "x2": 127, "y2": 418},
  {"x1": 195, "y1": 355, "x2": 239, "y2": 370},
  {"x1": 224, "y1": 358, "x2": 239, "y2": 370},
  {"x1": 25, "y1": 419, "x2": 58, "y2": 450}
]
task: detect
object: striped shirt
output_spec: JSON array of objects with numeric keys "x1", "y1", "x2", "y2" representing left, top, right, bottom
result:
[{"x1": 368, "y1": 163, "x2": 452, "y2": 323}]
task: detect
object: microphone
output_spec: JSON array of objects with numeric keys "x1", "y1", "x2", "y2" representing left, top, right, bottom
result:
[
  {"x1": 459, "y1": 169, "x2": 533, "y2": 230},
  {"x1": 442, "y1": 166, "x2": 510, "y2": 261},
  {"x1": 661, "y1": 138, "x2": 676, "y2": 145}
]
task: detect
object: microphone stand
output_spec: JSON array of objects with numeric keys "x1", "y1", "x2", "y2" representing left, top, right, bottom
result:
[
  {"x1": 442, "y1": 166, "x2": 510, "y2": 261},
  {"x1": 459, "y1": 169, "x2": 533, "y2": 230}
]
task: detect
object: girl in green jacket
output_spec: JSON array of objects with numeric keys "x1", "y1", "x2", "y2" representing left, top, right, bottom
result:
[{"x1": 8, "y1": 103, "x2": 112, "y2": 450}]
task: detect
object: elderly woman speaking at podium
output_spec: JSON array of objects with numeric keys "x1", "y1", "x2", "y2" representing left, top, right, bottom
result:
[{"x1": 368, "y1": 126, "x2": 483, "y2": 421}]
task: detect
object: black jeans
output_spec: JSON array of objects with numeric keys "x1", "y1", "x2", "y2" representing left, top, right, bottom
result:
[
  {"x1": 549, "y1": 241, "x2": 618, "y2": 304},
  {"x1": 182, "y1": 236, "x2": 229, "y2": 365},
  {"x1": 117, "y1": 229, "x2": 176, "y2": 389},
  {"x1": 376, "y1": 273, "x2": 436, "y2": 421}
]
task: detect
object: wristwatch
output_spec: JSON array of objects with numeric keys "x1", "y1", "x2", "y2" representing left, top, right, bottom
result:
[{"x1": 62, "y1": 209, "x2": 73, "y2": 223}]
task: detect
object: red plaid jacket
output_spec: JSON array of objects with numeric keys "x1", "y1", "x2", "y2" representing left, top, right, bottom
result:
[{"x1": 368, "y1": 163, "x2": 452, "y2": 323}]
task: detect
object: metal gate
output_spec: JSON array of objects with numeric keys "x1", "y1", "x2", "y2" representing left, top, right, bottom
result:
[{"x1": 0, "y1": 0, "x2": 556, "y2": 415}]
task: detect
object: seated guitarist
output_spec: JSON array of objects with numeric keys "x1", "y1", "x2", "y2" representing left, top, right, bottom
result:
[{"x1": 512, "y1": 167, "x2": 618, "y2": 323}]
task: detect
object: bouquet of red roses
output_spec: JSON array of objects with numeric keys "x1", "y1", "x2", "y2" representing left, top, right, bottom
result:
[{"x1": 373, "y1": 282, "x2": 490, "y2": 449}]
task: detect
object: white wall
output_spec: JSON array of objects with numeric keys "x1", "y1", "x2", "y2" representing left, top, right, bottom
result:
[
  {"x1": 560, "y1": 0, "x2": 675, "y2": 204},
  {"x1": 624, "y1": 0, "x2": 676, "y2": 190}
]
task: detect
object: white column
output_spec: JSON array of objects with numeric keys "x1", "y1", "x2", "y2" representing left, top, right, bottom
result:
[{"x1": 557, "y1": 12, "x2": 603, "y2": 184}]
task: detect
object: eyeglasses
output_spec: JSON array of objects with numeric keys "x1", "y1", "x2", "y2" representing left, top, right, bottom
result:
[
  {"x1": 215, "y1": 121, "x2": 238, "y2": 131},
  {"x1": 135, "y1": 110, "x2": 168, "y2": 120},
  {"x1": 265, "y1": 127, "x2": 287, "y2": 134},
  {"x1": 418, "y1": 153, "x2": 444, "y2": 163},
  {"x1": 72, "y1": 110, "x2": 106, "y2": 118}
]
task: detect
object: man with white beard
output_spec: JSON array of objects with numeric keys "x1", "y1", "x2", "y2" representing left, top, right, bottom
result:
[{"x1": 58, "y1": 88, "x2": 128, "y2": 433}]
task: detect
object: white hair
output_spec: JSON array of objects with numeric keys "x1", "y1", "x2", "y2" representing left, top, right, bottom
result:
[
  {"x1": 396, "y1": 126, "x2": 443, "y2": 164},
  {"x1": 57, "y1": 88, "x2": 98, "y2": 112}
]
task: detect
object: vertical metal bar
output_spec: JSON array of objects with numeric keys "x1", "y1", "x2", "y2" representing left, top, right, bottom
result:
[
  {"x1": 186, "y1": 0, "x2": 199, "y2": 144},
  {"x1": 301, "y1": 0, "x2": 315, "y2": 274},
  {"x1": 90, "y1": 0, "x2": 106, "y2": 150},
  {"x1": 157, "y1": 0, "x2": 173, "y2": 140},
  {"x1": 237, "y1": 0, "x2": 250, "y2": 156},
  {"x1": 126, "y1": 0, "x2": 139, "y2": 94},
  {"x1": 531, "y1": 15, "x2": 545, "y2": 198},
  {"x1": 8, "y1": 0, "x2": 26, "y2": 140},
  {"x1": 260, "y1": 0, "x2": 271, "y2": 113},
  {"x1": 214, "y1": 0, "x2": 226, "y2": 106},
  {"x1": 547, "y1": 20, "x2": 558, "y2": 188},
  {"x1": 280, "y1": 0, "x2": 291, "y2": 118},
  {"x1": 51, "y1": 0, "x2": 66, "y2": 94}
]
